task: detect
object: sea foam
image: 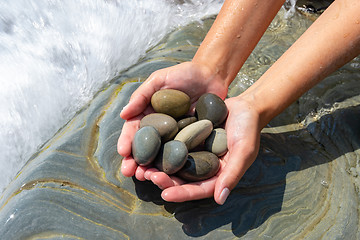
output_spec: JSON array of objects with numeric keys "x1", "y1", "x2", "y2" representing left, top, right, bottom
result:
[{"x1": 0, "y1": 0, "x2": 224, "y2": 193}]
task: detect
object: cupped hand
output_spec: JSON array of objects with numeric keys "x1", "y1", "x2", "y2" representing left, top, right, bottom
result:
[
  {"x1": 144, "y1": 96, "x2": 262, "y2": 205},
  {"x1": 117, "y1": 61, "x2": 228, "y2": 179}
]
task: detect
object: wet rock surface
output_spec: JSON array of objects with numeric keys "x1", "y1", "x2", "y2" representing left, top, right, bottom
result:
[
  {"x1": 151, "y1": 89, "x2": 191, "y2": 118},
  {"x1": 296, "y1": 0, "x2": 334, "y2": 14},
  {"x1": 195, "y1": 93, "x2": 228, "y2": 127},
  {"x1": 177, "y1": 151, "x2": 220, "y2": 182},
  {"x1": 0, "y1": 9, "x2": 359, "y2": 240}
]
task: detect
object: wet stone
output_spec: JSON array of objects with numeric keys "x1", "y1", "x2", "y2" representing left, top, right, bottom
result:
[
  {"x1": 140, "y1": 113, "x2": 178, "y2": 142},
  {"x1": 174, "y1": 119, "x2": 213, "y2": 150},
  {"x1": 177, "y1": 116, "x2": 197, "y2": 130},
  {"x1": 151, "y1": 89, "x2": 191, "y2": 118},
  {"x1": 132, "y1": 126, "x2": 161, "y2": 166},
  {"x1": 205, "y1": 128, "x2": 228, "y2": 156},
  {"x1": 154, "y1": 140, "x2": 188, "y2": 175},
  {"x1": 196, "y1": 93, "x2": 228, "y2": 127},
  {"x1": 177, "y1": 151, "x2": 220, "y2": 181}
]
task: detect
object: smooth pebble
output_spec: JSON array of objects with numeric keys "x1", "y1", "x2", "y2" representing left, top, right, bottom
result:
[
  {"x1": 174, "y1": 119, "x2": 213, "y2": 150},
  {"x1": 196, "y1": 93, "x2": 228, "y2": 127},
  {"x1": 151, "y1": 89, "x2": 191, "y2": 118},
  {"x1": 177, "y1": 116, "x2": 197, "y2": 130},
  {"x1": 140, "y1": 113, "x2": 178, "y2": 142},
  {"x1": 177, "y1": 151, "x2": 220, "y2": 181},
  {"x1": 205, "y1": 128, "x2": 228, "y2": 156},
  {"x1": 132, "y1": 126, "x2": 161, "y2": 166},
  {"x1": 154, "y1": 140, "x2": 188, "y2": 175}
]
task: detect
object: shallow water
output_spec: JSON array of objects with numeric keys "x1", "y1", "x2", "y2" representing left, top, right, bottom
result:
[
  {"x1": 0, "y1": 2, "x2": 359, "y2": 238},
  {"x1": 0, "y1": 0, "x2": 224, "y2": 193}
]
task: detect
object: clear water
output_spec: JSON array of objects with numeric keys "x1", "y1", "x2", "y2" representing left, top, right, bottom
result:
[{"x1": 0, "y1": 0, "x2": 225, "y2": 192}]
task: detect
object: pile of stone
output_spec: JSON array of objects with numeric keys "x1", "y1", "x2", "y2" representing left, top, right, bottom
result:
[{"x1": 132, "y1": 89, "x2": 228, "y2": 181}]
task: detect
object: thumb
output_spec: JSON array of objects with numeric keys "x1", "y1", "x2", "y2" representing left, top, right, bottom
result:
[
  {"x1": 120, "y1": 75, "x2": 164, "y2": 120},
  {"x1": 120, "y1": 92, "x2": 149, "y2": 120}
]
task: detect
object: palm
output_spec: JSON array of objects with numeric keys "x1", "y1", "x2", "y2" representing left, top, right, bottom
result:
[
  {"x1": 142, "y1": 97, "x2": 261, "y2": 205},
  {"x1": 117, "y1": 62, "x2": 228, "y2": 179}
]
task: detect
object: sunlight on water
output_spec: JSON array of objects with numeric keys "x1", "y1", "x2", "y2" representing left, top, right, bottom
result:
[{"x1": 0, "y1": 0, "x2": 224, "y2": 192}]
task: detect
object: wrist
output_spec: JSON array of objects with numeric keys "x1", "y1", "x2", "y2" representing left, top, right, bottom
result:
[
  {"x1": 189, "y1": 60, "x2": 230, "y2": 97},
  {"x1": 234, "y1": 89, "x2": 274, "y2": 130},
  {"x1": 192, "y1": 54, "x2": 236, "y2": 89}
]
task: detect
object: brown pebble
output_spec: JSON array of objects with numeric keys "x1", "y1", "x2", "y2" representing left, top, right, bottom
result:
[
  {"x1": 140, "y1": 113, "x2": 178, "y2": 142},
  {"x1": 151, "y1": 89, "x2": 191, "y2": 118},
  {"x1": 177, "y1": 116, "x2": 197, "y2": 130}
]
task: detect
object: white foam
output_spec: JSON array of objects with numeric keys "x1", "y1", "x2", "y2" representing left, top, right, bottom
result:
[
  {"x1": 0, "y1": 0, "x2": 223, "y2": 193},
  {"x1": 0, "y1": 0, "x2": 298, "y2": 193}
]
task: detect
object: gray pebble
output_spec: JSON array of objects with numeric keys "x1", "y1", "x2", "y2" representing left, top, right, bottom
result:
[
  {"x1": 132, "y1": 126, "x2": 161, "y2": 166},
  {"x1": 177, "y1": 151, "x2": 220, "y2": 181},
  {"x1": 154, "y1": 140, "x2": 188, "y2": 175},
  {"x1": 196, "y1": 93, "x2": 228, "y2": 127}
]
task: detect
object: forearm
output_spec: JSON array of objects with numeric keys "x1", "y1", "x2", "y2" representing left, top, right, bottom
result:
[
  {"x1": 240, "y1": 0, "x2": 360, "y2": 128},
  {"x1": 192, "y1": 0, "x2": 286, "y2": 87}
]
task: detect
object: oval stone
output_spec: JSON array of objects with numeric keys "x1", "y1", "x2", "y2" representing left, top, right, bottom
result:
[
  {"x1": 177, "y1": 151, "x2": 220, "y2": 181},
  {"x1": 205, "y1": 128, "x2": 228, "y2": 156},
  {"x1": 154, "y1": 140, "x2": 188, "y2": 175},
  {"x1": 174, "y1": 119, "x2": 213, "y2": 150},
  {"x1": 195, "y1": 93, "x2": 228, "y2": 127},
  {"x1": 132, "y1": 126, "x2": 161, "y2": 166},
  {"x1": 177, "y1": 116, "x2": 197, "y2": 130},
  {"x1": 140, "y1": 113, "x2": 178, "y2": 142},
  {"x1": 151, "y1": 89, "x2": 191, "y2": 118}
]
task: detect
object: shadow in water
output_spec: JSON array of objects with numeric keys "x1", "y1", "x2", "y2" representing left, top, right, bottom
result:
[{"x1": 133, "y1": 103, "x2": 360, "y2": 237}]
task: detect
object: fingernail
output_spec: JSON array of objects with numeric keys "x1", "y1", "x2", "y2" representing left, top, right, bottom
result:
[
  {"x1": 121, "y1": 104, "x2": 129, "y2": 114},
  {"x1": 144, "y1": 171, "x2": 151, "y2": 180},
  {"x1": 161, "y1": 191, "x2": 168, "y2": 201},
  {"x1": 218, "y1": 187, "x2": 230, "y2": 205}
]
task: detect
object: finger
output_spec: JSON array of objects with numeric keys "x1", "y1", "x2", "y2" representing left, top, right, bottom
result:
[
  {"x1": 135, "y1": 165, "x2": 148, "y2": 181},
  {"x1": 161, "y1": 176, "x2": 217, "y2": 202},
  {"x1": 120, "y1": 74, "x2": 165, "y2": 120},
  {"x1": 143, "y1": 167, "x2": 160, "y2": 180},
  {"x1": 150, "y1": 172, "x2": 184, "y2": 190},
  {"x1": 117, "y1": 116, "x2": 142, "y2": 157},
  {"x1": 121, "y1": 156, "x2": 137, "y2": 177},
  {"x1": 214, "y1": 141, "x2": 258, "y2": 205}
]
